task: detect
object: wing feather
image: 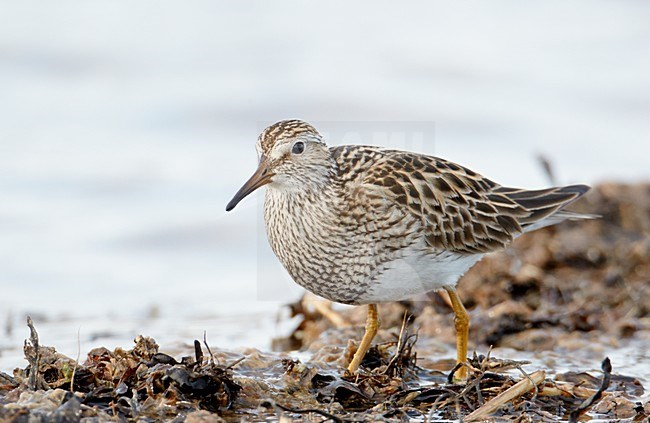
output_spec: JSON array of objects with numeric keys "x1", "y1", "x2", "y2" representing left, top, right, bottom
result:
[{"x1": 351, "y1": 149, "x2": 591, "y2": 254}]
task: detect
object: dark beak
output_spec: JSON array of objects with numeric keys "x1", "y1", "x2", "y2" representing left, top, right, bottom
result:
[{"x1": 226, "y1": 158, "x2": 274, "y2": 211}]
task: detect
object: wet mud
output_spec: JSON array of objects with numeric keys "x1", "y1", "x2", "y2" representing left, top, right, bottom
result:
[{"x1": 1, "y1": 182, "x2": 649, "y2": 421}]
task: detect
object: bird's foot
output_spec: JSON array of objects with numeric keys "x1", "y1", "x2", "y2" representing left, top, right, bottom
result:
[{"x1": 448, "y1": 361, "x2": 469, "y2": 383}]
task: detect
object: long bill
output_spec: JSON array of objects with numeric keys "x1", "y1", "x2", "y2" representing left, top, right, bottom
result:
[{"x1": 225, "y1": 158, "x2": 274, "y2": 211}]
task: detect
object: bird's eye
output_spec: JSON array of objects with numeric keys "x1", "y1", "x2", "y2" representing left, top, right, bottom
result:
[{"x1": 292, "y1": 141, "x2": 305, "y2": 155}]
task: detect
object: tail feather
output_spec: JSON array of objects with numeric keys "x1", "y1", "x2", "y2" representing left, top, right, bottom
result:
[{"x1": 494, "y1": 184, "x2": 595, "y2": 232}]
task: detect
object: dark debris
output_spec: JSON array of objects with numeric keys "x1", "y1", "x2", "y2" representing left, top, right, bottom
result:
[
  {"x1": 2, "y1": 326, "x2": 241, "y2": 422},
  {"x1": 1, "y1": 182, "x2": 649, "y2": 421}
]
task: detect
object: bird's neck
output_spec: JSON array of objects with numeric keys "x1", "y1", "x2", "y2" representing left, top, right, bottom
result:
[
  {"x1": 264, "y1": 178, "x2": 338, "y2": 213},
  {"x1": 263, "y1": 158, "x2": 341, "y2": 237}
]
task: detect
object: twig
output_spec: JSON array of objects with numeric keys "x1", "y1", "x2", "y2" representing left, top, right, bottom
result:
[
  {"x1": 474, "y1": 379, "x2": 483, "y2": 406},
  {"x1": 427, "y1": 390, "x2": 456, "y2": 421},
  {"x1": 383, "y1": 312, "x2": 415, "y2": 376},
  {"x1": 194, "y1": 340, "x2": 204, "y2": 365},
  {"x1": 514, "y1": 363, "x2": 539, "y2": 402},
  {"x1": 465, "y1": 370, "x2": 546, "y2": 421},
  {"x1": 70, "y1": 326, "x2": 81, "y2": 392},
  {"x1": 225, "y1": 356, "x2": 245, "y2": 370},
  {"x1": 568, "y1": 357, "x2": 612, "y2": 423},
  {"x1": 26, "y1": 316, "x2": 41, "y2": 390},
  {"x1": 452, "y1": 355, "x2": 490, "y2": 412},
  {"x1": 427, "y1": 386, "x2": 465, "y2": 417},
  {"x1": 202, "y1": 331, "x2": 219, "y2": 366}
]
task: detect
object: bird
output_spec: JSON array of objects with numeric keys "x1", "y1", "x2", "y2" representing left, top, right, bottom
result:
[{"x1": 225, "y1": 119, "x2": 592, "y2": 378}]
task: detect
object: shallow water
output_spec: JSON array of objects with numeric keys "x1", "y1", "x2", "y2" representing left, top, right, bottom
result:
[{"x1": 1, "y1": 0, "x2": 649, "y2": 387}]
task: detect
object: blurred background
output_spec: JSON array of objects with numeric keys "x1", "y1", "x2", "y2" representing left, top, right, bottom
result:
[{"x1": 1, "y1": 1, "x2": 649, "y2": 371}]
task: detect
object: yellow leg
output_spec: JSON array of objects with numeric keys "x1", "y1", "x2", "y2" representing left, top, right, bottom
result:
[
  {"x1": 346, "y1": 304, "x2": 379, "y2": 374},
  {"x1": 444, "y1": 286, "x2": 469, "y2": 380}
]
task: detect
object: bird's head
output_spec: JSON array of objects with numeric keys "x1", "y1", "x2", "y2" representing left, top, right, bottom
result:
[{"x1": 226, "y1": 120, "x2": 332, "y2": 211}]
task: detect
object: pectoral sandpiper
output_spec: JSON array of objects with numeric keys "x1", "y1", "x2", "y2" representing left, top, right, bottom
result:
[{"x1": 226, "y1": 120, "x2": 591, "y2": 378}]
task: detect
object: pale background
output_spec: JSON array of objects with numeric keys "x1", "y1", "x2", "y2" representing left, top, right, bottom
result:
[{"x1": 1, "y1": 1, "x2": 649, "y2": 371}]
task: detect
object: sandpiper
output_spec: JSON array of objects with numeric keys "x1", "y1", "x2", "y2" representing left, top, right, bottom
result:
[{"x1": 226, "y1": 120, "x2": 592, "y2": 378}]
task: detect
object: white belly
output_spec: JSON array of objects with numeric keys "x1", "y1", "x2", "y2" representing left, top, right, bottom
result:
[{"x1": 355, "y1": 250, "x2": 484, "y2": 304}]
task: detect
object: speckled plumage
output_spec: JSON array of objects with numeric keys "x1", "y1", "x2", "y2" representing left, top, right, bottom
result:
[
  {"x1": 237, "y1": 120, "x2": 590, "y2": 304},
  {"x1": 226, "y1": 119, "x2": 592, "y2": 375}
]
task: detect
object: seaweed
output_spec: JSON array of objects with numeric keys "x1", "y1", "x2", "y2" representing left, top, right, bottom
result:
[
  {"x1": 2, "y1": 322, "x2": 241, "y2": 421},
  {"x1": 2, "y1": 182, "x2": 649, "y2": 421}
]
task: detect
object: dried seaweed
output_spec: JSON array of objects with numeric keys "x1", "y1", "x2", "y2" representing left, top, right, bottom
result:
[
  {"x1": 568, "y1": 357, "x2": 612, "y2": 422},
  {"x1": 2, "y1": 314, "x2": 647, "y2": 422},
  {"x1": 2, "y1": 182, "x2": 649, "y2": 421},
  {"x1": 3, "y1": 326, "x2": 241, "y2": 421}
]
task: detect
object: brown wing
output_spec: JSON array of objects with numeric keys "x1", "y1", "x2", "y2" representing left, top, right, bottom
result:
[{"x1": 360, "y1": 150, "x2": 590, "y2": 254}]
